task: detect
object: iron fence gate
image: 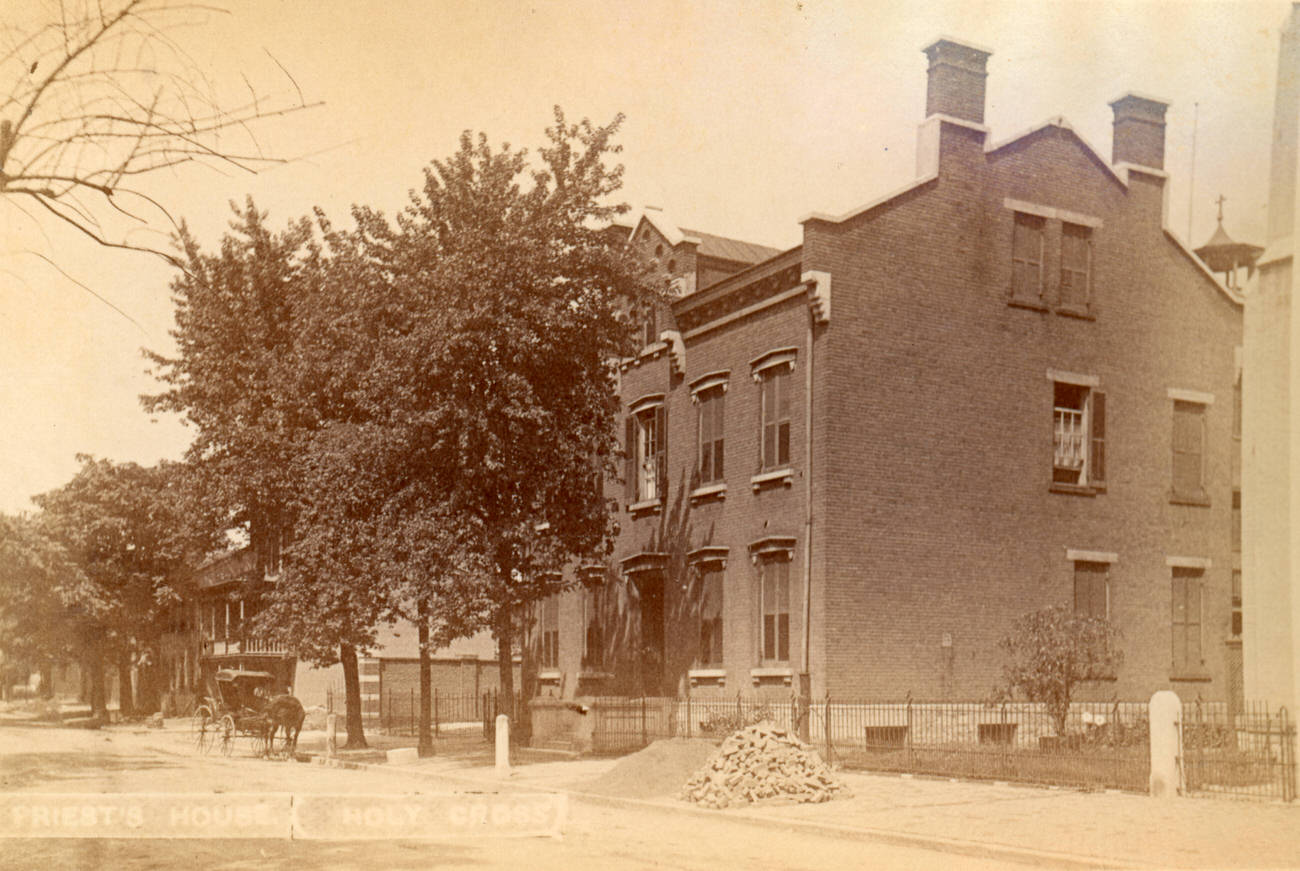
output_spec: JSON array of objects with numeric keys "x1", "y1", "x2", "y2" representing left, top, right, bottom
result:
[{"x1": 1181, "y1": 700, "x2": 1296, "y2": 802}]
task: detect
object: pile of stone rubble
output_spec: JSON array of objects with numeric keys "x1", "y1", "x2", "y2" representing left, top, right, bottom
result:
[{"x1": 679, "y1": 722, "x2": 850, "y2": 808}]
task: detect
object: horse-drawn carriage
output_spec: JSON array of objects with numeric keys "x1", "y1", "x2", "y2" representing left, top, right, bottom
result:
[{"x1": 191, "y1": 669, "x2": 304, "y2": 758}]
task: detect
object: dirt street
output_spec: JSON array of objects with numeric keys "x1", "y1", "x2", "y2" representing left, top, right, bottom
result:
[{"x1": 0, "y1": 723, "x2": 1027, "y2": 870}]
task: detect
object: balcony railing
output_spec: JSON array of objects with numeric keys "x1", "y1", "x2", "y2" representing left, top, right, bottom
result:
[
  {"x1": 200, "y1": 637, "x2": 289, "y2": 656},
  {"x1": 1053, "y1": 407, "x2": 1085, "y2": 470}
]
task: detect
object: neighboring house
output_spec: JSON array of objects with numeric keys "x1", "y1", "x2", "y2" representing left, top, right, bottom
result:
[
  {"x1": 178, "y1": 526, "x2": 512, "y2": 720},
  {"x1": 530, "y1": 38, "x2": 1243, "y2": 705}
]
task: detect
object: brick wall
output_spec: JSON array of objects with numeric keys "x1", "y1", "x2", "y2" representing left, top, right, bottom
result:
[
  {"x1": 545, "y1": 68, "x2": 1240, "y2": 707},
  {"x1": 803, "y1": 119, "x2": 1241, "y2": 701}
]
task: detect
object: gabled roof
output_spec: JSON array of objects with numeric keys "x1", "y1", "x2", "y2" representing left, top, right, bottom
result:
[
  {"x1": 985, "y1": 117, "x2": 1127, "y2": 189},
  {"x1": 678, "y1": 228, "x2": 783, "y2": 265},
  {"x1": 629, "y1": 208, "x2": 780, "y2": 266}
]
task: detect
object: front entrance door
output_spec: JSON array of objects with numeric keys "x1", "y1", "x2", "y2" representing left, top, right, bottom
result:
[{"x1": 636, "y1": 572, "x2": 665, "y2": 695}]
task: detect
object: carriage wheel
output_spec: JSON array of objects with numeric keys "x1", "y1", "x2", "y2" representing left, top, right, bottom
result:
[
  {"x1": 268, "y1": 729, "x2": 291, "y2": 760},
  {"x1": 192, "y1": 705, "x2": 214, "y2": 754},
  {"x1": 252, "y1": 729, "x2": 267, "y2": 758},
  {"x1": 217, "y1": 715, "x2": 236, "y2": 757}
]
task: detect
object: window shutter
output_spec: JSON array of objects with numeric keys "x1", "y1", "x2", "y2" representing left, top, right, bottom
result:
[
  {"x1": 1090, "y1": 391, "x2": 1106, "y2": 485},
  {"x1": 624, "y1": 415, "x2": 636, "y2": 503},
  {"x1": 655, "y1": 404, "x2": 667, "y2": 500}
]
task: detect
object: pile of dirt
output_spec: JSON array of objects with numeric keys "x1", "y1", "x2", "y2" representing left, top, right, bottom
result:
[
  {"x1": 579, "y1": 738, "x2": 721, "y2": 799},
  {"x1": 679, "y1": 722, "x2": 850, "y2": 809}
]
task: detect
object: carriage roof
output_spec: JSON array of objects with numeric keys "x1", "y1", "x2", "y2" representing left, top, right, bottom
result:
[{"x1": 214, "y1": 669, "x2": 277, "y2": 684}]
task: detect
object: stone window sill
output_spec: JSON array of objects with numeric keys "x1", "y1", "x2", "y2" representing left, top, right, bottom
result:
[
  {"x1": 627, "y1": 497, "x2": 663, "y2": 516},
  {"x1": 1049, "y1": 482, "x2": 1097, "y2": 497},
  {"x1": 1170, "y1": 672, "x2": 1212, "y2": 683},
  {"x1": 538, "y1": 669, "x2": 562, "y2": 682},
  {"x1": 1055, "y1": 304, "x2": 1095, "y2": 321},
  {"x1": 750, "y1": 666, "x2": 793, "y2": 686},
  {"x1": 1170, "y1": 493, "x2": 1211, "y2": 508},
  {"x1": 751, "y1": 468, "x2": 794, "y2": 491},
  {"x1": 688, "y1": 668, "x2": 726, "y2": 688},
  {"x1": 690, "y1": 482, "x2": 727, "y2": 503},
  {"x1": 1008, "y1": 297, "x2": 1049, "y2": 312}
]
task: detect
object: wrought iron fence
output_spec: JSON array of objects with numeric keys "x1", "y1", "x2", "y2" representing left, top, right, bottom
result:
[
  {"x1": 588, "y1": 693, "x2": 1152, "y2": 792},
  {"x1": 821, "y1": 697, "x2": 1152, "y2": 792},
  {"x1": 1181, "y1": 699, "x2": 1296, "y2": 802},
  {"x1": 377, "y1": 687, "x2": 508, "y2": 738}
]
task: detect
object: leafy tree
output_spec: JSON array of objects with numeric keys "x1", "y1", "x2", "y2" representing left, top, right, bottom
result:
[
  {"x1": 33, "y1": 457, "x2": 218, "y2": 717},
  {"x1": 0, "y1": 513, "x2": 87, "y2": 699},
  {"x1": 346, "y1": 107, "x2": 658, "y2": 710},
  {"x1": 998, "y1": 605, "x2": 1123, "y2": 736},
  {"x1": 144, "y1": 201, "x2": 382, "y2": 746},
  {"x1": 1, "y1": 0, "x2": 316, "y2": 270}
]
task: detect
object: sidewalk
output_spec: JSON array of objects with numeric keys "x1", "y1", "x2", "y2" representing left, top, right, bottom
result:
[
  {"x1": 324, "y1": 749, "x2": 1300, "y2": 870},
  {"x1": 19, "y1": 710, "x2": 1295, "y2": 869}
]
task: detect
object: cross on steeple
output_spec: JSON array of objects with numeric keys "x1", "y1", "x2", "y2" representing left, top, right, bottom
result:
[{"x1": 1215, "y1": 194, "x2": 1227, "y2": 224}]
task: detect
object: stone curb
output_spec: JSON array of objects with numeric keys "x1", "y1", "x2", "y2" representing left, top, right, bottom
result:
[{"x1": 306, "y1": 754, "x2": 1145, "y2": 870}]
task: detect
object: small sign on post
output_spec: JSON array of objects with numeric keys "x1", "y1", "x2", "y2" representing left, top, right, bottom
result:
[{"x1": 495, "y1": 714, "x2": 510, "y2": 778}]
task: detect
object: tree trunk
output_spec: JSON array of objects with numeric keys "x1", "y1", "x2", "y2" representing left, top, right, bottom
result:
[
  {"x1": 116, "y1": 647, "x2": 135, "y2": 718},
  {"x1": 417, "y1": 599, "x2": 433, "y2": 758},
  {"x1": 86, "y1": 635, "x2": 107, "y2": 720},
  {"x1": 495, "y1": 607, "x2": 522, "y2": 740},
  {"x1": 340, "y1": 642, "x2": 368, "y2": 749},
  {"x1": 137, "y1": 636, "x2": 163, "y2": 713},
  {"x1": 39, "y1": 662, "x2": 54, "y2": 699}
]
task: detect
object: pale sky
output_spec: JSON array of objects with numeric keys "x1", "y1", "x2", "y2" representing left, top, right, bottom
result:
[{"x1": 0, "y1": 0, "x2": 1287, "y2": 514}]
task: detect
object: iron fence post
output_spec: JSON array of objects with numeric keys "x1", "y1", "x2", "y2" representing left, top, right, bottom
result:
[
  {"x1": 1000, "y1": 702, "x2": 1008, "y2": 775},
  {"x1": 410, "y1": 687, "x2": 414, "y2": 736},
  {"x1": 434, "y1": 688, "x2": 439, "y2": 738},
  {"x1": 641, "y1": 695, "x2": 647, "y2": 748},
  {"x1": 685, "y1": 680, "x2": 691, "y2": 739},
  {"x1": 1266, "y1": 708, "x2": 1275, "y2": 800},
  {"x1": 824, "y1": 693, "x2": 833, "y2": 767},
  {"x1": 1282, "y1": 707, "x2": 1296, "y2": 802},
  {"x1": 906, "y1": 695, "x2": 914, "y2": 771},
  {"x1": 1112, "y1": 700, "x2": 1121, "y2": 789}
]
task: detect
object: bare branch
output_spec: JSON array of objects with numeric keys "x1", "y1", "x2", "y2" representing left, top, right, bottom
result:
[
  {"x1": 1, "y1": 0, "x2": 318, "y2": 273},
  {"x1": 24, "y1": 189, "x2": 183, "y2": 268},
  {"x1": 22, "y1": 249, "x2": 148, "y2": 334}
]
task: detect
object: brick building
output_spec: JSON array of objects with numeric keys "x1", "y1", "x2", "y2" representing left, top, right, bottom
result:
[{"x1": 530, "y1": 37, "x2": 1243, "y2": 705}]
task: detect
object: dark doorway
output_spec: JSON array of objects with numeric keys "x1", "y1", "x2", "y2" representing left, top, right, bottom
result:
[{"x1": 636, "y1": 572, "x2": 665, "y2": 695}]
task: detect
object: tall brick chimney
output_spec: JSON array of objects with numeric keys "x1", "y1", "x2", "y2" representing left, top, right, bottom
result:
[
  {"x1": 922, "y1": 38, "x2": 992, "y2": 124},
  {"x1": 1109, "y1": 93, "x2": 1169, "y2": 170}
]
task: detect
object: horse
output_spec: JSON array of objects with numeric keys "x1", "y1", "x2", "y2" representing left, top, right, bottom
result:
[{"x1": 261, "y1": 693, "x2": 305, "y2": 759}]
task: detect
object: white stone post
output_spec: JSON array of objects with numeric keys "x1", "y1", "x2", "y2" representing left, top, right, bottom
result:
[
  {"x1": 1149, "y1": 690, "x2": 1183, "y2": 798},
  {"x1": 325, "y1": 713, "x2": 338, "y2": 759},
  {"x1": 495, "y1": 714, "x2": 510, "y2": 778}
]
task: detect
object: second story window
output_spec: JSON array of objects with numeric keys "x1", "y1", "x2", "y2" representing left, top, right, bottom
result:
[
  {"x1": 760, "y1": 366, "x2": 792, "y2": 471},
  {"x1": 698, "y1": 389, "x2": 725, "y2": 485},
  {"x1": 1059, "y1": 222, "x2": 1092, "y2": 310},
  {"x1": 625, "y1": 397, "x2": 666, "y2": 506},
  {"x1": 1171, "y1": 398, "x2": 1208, "y2": 504},
  {"x1": 1052, "y1": 377, "x2": 1105, "y2": 490},
  {"x1": 1012, "y1": 212, "x2": 1045, "y2": 303}
]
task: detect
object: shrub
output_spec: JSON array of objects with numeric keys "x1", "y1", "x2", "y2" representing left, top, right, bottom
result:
[
  {"x1": 698, "y1": 704, "x2": 776, "y2": 737},
  {"x1": 998, "y1": 606, "x2": 1123, "y2": 737}
]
